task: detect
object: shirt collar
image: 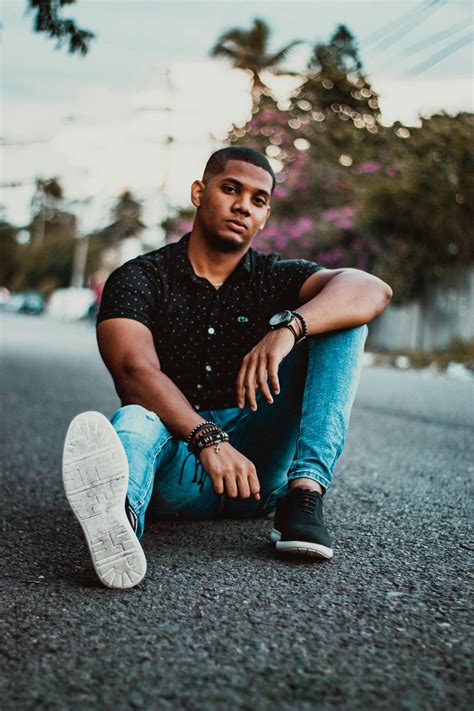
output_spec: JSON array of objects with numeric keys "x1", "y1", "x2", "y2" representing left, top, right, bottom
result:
[{"x1": 175, "y1": 232, "x2": 252, "y2": 282}]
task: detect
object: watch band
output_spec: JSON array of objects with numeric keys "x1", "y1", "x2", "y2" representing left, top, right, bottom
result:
[
  {"x1": 283, "y1": 321, "x2": 299, "y2": 343},
  {"x1": 292, "y1": 311, "x2": 308, "y2": 340}
]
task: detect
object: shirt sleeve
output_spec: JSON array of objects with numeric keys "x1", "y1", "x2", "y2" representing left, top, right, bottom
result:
[
  {"x1": 269, "y1": 257, "x2": 324, "y2": 311},
  {"x1": 96, "y1": 259, "x2": 161, "y2": 330}
]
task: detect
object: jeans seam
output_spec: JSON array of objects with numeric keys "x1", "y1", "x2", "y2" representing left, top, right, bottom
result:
[{"x1": 291, "y1": 338, "x2": 313, "y2": 468}]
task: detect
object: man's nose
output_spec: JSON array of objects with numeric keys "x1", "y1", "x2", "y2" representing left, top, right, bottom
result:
[{"x1": 233, "y1": 195, "x2": 251, "y2": 215}]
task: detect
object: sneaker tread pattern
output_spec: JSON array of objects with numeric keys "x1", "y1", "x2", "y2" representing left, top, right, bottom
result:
[{"x1": 62, "y1": 411, "x2": 146, "y2": 589}]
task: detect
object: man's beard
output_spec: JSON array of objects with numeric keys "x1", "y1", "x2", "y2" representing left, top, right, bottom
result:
[{"x1": 205, "y1": 229, "x2": 246, "y2": 254}]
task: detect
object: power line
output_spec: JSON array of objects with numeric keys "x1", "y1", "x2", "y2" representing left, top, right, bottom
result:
[
  {"x1": 374, "y1": 15, "x2": 470, "y2": 72},
  {"x1": 404, "y1": 19, "x2": 469, "y2": 56},
  {"x1": 363, "y1": 0, "x2": 441, "y2": 47},
  {"x1": 370, "y1": 0, "x2": 448, "y2": 51},
  {"x1": 405, "y1": 31, "x2": 473, "y2": 75}
]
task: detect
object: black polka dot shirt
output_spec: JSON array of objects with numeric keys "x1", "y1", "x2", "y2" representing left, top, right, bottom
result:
[{"x1": 97, "y1": 233, "x2": 322, "y2": 411}]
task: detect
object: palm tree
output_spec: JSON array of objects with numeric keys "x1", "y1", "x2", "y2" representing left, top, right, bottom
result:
[{"x1": 211, "y1": 18, "x2": 302, "y2": 108}]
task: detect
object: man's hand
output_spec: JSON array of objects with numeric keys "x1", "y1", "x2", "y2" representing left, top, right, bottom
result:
[
  {"x1": 199, "y1": 442, "x2": 260, "y2": 500},
  {"x1": 236, "y1": 328, "x2": 295, "y2": 411}
]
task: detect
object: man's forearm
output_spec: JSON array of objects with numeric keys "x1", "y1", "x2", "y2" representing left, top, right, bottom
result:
[
  {"x1": 298, "y1": 271, "x2": 392, "y2": 334},
  {"x1": 117, "y1": 363, "x2": 205, "y2": 440}
]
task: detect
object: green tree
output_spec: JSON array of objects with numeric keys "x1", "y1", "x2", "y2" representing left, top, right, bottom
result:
[
  {"x1": 12, "y1": 177, "x2": 77, "y2": 293},
  {"x1": 99, "y1": 190, "x2": 145, "y2": 242},
  {"x1": 26, "y1": 0, "x2": 94, "y2": 55},
  {"x1": 211, "y1": 18, "x2": 302, "y2": 108},
  {"x1": 12, "y1": 233, "x2": 76, "y2": 294},
  {"x1": 0, "y1": 218, "x2": 21, "y2": 288},
  {"x1": 156, "y1": 21, "x2": 474, "y2": 305},
  {"x1": 357, "y1": 112, "x2": 474, "y2": 302},
  {"x1": 29, "y1": 177, "x2": 77, "y2": 244}
]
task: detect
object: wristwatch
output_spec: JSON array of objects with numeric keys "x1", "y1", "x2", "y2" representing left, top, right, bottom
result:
[{"x1": 269, "y1": 310, "x2": 303, "y2": 343}]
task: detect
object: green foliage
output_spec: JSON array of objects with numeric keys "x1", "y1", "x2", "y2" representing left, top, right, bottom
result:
[
  {"x1": 28, "y1": 177, "x2": 77, "y2": 244},
  {"x1": 222, "y1": 23, "x2": 474, "y2": 303},
  {"x1": 357, "y1": 113, "x2": 474, "y2": 301},
  {"x1": 12, "y1": 233, "x2": 76, "y2": 295},
  {"x1": 26, "y1": 0, "x2": 95, "y2": 55},
  {"x1": 211, "y1": 17, "x2": 302, "y2": 105},
  {"x1": 0, "y1": 220, "x2": 21, "y2": 288},
  {"x1": 10, "y1": 176, "x2": 77, "y2": 293},
  {"x1": 99, "y1": 190, "x2": 145, "y2": 242}
]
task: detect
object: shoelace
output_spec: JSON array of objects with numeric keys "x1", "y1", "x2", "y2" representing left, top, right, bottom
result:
[
  {"x1": 179, "y1": 451, "x2": 208, "y2": 493},
  {"x1": 296, "y1": 490, "x2": 319, "y2": 515}
]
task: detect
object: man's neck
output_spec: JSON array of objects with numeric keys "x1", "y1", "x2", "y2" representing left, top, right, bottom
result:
[{"x1": 187, "y1": 228, "x2": 248, "y2": 285}]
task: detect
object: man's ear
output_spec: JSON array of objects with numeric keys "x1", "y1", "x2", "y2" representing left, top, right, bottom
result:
[{"x1": 191, "y1": 180, "x2": 205, "y2": 208}]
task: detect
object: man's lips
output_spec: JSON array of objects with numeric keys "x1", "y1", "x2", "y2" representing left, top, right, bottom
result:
[{"x1": 225, "y1": 219, "x2": 246, "y2": 234}]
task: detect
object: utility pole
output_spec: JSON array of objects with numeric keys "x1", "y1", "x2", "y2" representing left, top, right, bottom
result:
[{"x1": 69, "y1": 197, "x2": 93, "y2": 288}]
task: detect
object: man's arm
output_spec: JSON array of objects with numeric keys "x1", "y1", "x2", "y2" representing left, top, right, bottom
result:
[
  {"x1": 97, "y1": 318, "x2": 205, "y2": 440},
  {"x1": 236, "y1": 268, "x2": 392, "y2": 410},
  {"x1": 296, "y1": 267, "x2": 392, "y2": 332},
  {"x1": 97, "y1": 317, "x2": 260, "y2": 500}
]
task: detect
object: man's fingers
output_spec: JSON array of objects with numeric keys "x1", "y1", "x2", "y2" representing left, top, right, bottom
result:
[
  {"x1": 248, "y1": 468, "x2": 260, "y2": 500},
  {"x1": 236, "y1": 472, "x2": 251, "y2": 499},
  {"x1": 257, "y1": 359, "x2": 273, "y2": 404},
  {"x1": 244, "y1": 357, "x2": 258, "y2": 411},
  {"x1": 224, "y1": 473, "x2": 238, "y2": 499},
  {"x1": 268, "y1": 355, "x2": 280, "y2": 395},
  {"x1": 236, "y1": 358, "x2": 248, "y2": 408},
  {"x1": 212, "y1": 476, "x2": 225, "y2": 496}
]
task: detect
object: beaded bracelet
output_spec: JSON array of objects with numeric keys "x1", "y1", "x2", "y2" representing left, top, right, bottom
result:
[
  {"x1": 186, "y1": 421, "x2": 217, "y2": 446},
  {"x1": 187, "y1": 424, "x2": 222, "y2": 453},
  {"x1": 292, "y1": 310, "x2": 308, "y2": 341},
  {"x1": 193, "y1": 430, "x2": 229, "y2": 455}
]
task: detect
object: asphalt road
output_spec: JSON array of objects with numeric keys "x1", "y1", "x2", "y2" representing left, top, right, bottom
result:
[{"x1": 1, "y1": 313, "x2": 473, "y2": 710}]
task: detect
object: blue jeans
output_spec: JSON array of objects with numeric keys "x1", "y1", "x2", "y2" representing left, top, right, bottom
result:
[{"x1": 110, "y1": 326, "x2": 368, "y2": 539}]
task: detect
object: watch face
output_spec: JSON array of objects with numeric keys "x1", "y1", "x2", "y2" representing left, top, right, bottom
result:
[{"x1": 269, "y1": 310, "x2": 293, "y2": 327}]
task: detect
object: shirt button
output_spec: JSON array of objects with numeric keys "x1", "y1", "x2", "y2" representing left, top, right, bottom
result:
[
  {"x1": 208, "y1": 327, "x2": 215, "y2": 335},
  {"x1": 205, "y1": 365, "x2": 212, "y2": 372}
]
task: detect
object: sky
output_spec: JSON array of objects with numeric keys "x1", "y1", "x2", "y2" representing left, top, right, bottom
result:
[{"x1": 1, "y1": 0, "x2": 473, "y2": 242}]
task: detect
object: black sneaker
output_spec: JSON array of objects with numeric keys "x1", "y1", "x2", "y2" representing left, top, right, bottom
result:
[{"x1": 270, "y1": 488, "x2": 333, "y2": 559}]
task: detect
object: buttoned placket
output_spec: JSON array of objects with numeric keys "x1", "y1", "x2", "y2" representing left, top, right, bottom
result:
[{"x1": 192, "y1": 279, "x2": 224, "y2": 411}]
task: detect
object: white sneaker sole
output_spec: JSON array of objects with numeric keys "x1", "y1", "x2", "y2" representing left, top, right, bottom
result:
[
  {"x1": 271, "y1": 528, "x2": 333, "y2": 560},
  {"x1": 62, "y1": 411, "x2": 147, "y2": 589}
]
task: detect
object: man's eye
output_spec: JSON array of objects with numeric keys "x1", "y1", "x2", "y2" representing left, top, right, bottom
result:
[
  {"x1": 223, "y1": 185, "x2": 236, "y2": 193},
  {"x1": 254, "y1": 199, "x2": 266, "y2": 206}
]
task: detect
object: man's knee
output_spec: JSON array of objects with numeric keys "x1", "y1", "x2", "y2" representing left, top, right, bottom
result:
[
  {"x1": 307, "y1": 324, "x2": 368, "y2": 349},
  {"x1": 110, "y1": 404, "x2": 168, "y2": 439}
]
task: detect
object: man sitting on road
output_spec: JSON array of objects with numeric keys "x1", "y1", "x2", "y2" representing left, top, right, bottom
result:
[{"x1": 62, "y1": 147, "x2": 392, "y2": 589}]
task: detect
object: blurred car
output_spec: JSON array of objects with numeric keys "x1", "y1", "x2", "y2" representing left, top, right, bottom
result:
[
  {"x1": 0, "y1": 287, "x2": 10, "y2": 306},
  {"x1": 3, "y1": 291, "x2": 45, "y2": 315},
  {"x1": 47, "y1": 287, "x2": 95, "y2": 320}
]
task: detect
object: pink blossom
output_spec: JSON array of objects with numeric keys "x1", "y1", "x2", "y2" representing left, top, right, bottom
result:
[
  {"x1": 321, "y1": 205, "x2": 357, "y2": 223},
  {"x1": 176, "y1": 219, "x2": 193, "y2": 233},
  {"x1": 337, "y1": 218, "x2": 354, "y2": 230},
  {"x1": 317, "y1": 248, "x2": 345, "y2": 267},
  {"x1": 273, "y1": 186, "x2": 288, "y2": 199},
  {"x1": 356, "y1": 161, "x2": 381, "y2": 174}
]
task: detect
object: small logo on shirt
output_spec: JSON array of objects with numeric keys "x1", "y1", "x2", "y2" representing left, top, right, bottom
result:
[{"x1": 237, "y1": 315, "x2": 249, "y2": 323}]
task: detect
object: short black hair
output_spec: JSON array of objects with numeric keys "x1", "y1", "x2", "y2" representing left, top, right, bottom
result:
[{"x1": 203, "y1": 146, "x2": 276, "y2": 193}]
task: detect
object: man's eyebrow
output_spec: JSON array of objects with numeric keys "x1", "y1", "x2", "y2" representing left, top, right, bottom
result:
[{"x1": 220, "y1": 177, "x2": 271, "y2": 199}]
